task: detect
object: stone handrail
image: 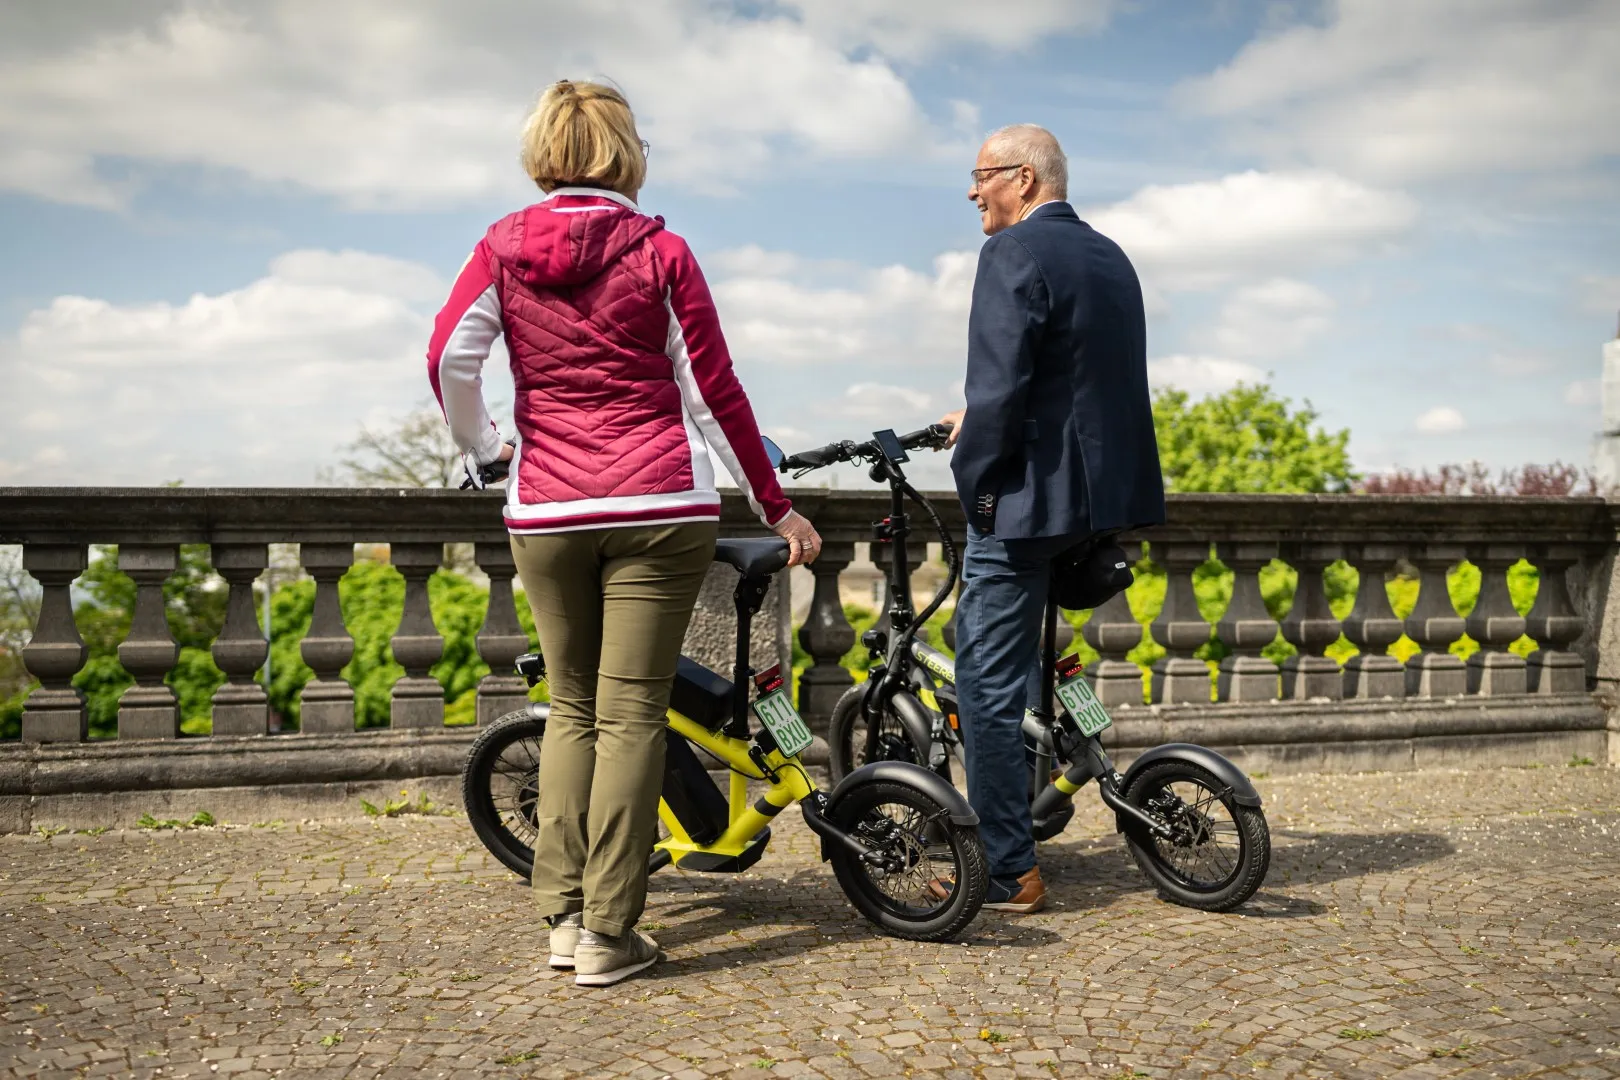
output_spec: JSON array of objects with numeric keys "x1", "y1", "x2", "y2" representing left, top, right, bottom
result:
[{"x1": 1, "y1": 488, "x2": 1616, "y2": 800}]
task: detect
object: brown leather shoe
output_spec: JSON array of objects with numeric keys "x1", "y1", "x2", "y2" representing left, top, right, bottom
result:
[{"x1": 983, "y1": 866, "x2": 1047, "y2": 913}]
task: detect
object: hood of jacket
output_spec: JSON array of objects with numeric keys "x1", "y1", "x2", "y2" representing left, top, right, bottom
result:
[{"x1": 484, "y1": 190, "x2": 665, "y2": 289}]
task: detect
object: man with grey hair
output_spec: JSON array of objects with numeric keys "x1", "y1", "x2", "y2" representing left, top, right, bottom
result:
[{"x1": 938, "y1": 124, "x2": 1165, "y2": 913}]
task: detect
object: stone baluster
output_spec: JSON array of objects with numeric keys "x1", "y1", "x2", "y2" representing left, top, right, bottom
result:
[
  {"x1": 1524, "y1": 545, "x2": 1586, "y2": 694},
  {"x1": 390, "y1": 543, "x2": 446, "y2": 728},
  {"x1": 1464, "y1": 544, "x2": 1528, "y2": 695},
  {"x1": 209, "y1": 544, "x2": 270, "y2": 736},
  {"x1": 1214, "y1": 542, "x2": 1280, "y2": 702},
  {"x1": 1404, "y1": 544, "x2": 1468, "y2": 698},
  {"x1": 298, "y1": 543, "x2": 356, "y2": 733},
  {"x1": 20, "y1": 545, "x2": 88, "y2": 742},
  {"x1": 1081, "y1": 541, "x2": 1145, "y2": 707},
  {"x1": 1341, "y1": 544, "x2": 1407, "y2": 699},
  {"x1": 1281, "y1": 543, "x2": 1346, "y2": 700},
  {"x1": 116, "y1": 545, "x2": 180, "y2": 739},
  {"x1": 474, "y1": 541, "x2": 531, "y2": 725},
  {"x1": 1150, "y1": 541, "x2": 1214, "y2": 704},
  {"x1": 797, "y1": 541, "x2": 856, "y2": 736}
]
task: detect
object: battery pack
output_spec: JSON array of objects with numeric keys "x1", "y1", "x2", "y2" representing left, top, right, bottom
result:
[{"x1": 660, "y1": 729, "x2": 729, "y2": 845}]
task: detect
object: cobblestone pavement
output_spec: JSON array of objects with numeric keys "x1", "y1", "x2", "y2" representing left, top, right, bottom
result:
[{"x1": 2, "y1": 766, "x2": 1618, "y2": 1079}]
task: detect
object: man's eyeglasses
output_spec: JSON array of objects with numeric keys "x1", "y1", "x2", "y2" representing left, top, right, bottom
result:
[{"x1": 970, "y1": 163, "x2": 1024, "y2": 184}]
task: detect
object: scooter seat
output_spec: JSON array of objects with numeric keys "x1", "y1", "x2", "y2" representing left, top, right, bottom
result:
[{"x1": 713, "y1": 537, "x2": 790, "y2": 578}]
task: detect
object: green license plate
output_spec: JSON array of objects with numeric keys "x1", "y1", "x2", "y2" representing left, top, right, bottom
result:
[
  {"x1": 752, "y1": 666, "x2": 814, "y2": 758},
  {"x1": 1054, "y1": 671, "x2": 1113, "y2": 738}
]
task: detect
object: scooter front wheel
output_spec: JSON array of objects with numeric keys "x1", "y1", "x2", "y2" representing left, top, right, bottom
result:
[
  {"x1": 1120, "y1": 759, "x2": 1270, "y2": 912},
  {"x1": 826, "y1": 776, "x2": 987, "y2": 941},
  {"x1": 827, "y1": 685, "x2": 939, "y2": 784}
]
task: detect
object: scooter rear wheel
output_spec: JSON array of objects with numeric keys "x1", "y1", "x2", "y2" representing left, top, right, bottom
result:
[{"x1": 463, "y1": 708, "x2": 546, "y2": 880}]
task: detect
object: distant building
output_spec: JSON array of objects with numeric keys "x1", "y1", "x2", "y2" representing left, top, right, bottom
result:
[{"x1": 1597, "y1": 317, "x2": 1620, "y2": 488}]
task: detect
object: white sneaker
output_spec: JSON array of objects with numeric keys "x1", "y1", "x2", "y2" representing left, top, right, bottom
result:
[
  {"x1": 572, "y1": 928, "x2": 662, "y2": 987},
  {"x1": 548, "y1": 912, "x2": 582, "y2": 970}
]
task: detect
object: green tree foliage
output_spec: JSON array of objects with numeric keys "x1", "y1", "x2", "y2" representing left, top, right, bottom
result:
[
  {"x1": 266, "y1": 559, "x2": 534, "y2": 730},
  {"x1": 1153, "y1": 383, "x2": 1356, "y2": 494},
  {"x1": 0, "y1": 545, "x2": 532, "y2": 740},
  {"x1": 70, "y1": 545, "x2": 228, "y2": 738}
]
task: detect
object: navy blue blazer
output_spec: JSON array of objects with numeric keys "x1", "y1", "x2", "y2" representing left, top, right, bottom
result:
[{"x1": 951, "y1": 202, "x2": 1166, "y2": 539}]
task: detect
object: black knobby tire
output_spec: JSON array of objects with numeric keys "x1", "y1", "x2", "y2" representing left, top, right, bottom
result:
[
  {"x1": 1120, "y1": 759, "x2": 1270, "y2": 912},
  {"x1": 826, "y1": 777, "x2": 987, "y2": 941},
  {"x1": 463, "y1": 708, "x2": 546, "y2": 880},
  {"x1": 827, "y1": 685, "x2": 939, "y2": 784}
]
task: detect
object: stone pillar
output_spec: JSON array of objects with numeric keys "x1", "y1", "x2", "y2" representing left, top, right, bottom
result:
[
  {"x1": 797, "y1": 541, "x2": 856, "y2": 736},
  {"x1": 209, "y1": 544, "x2": 270, "y2": 736},
  {"x1": 1214, "y1": 542, "x2": 1280, "y2": 702},
  {"x1": 1464, "y1": 545, "x2": 1528, "y2": 695},
  {"x1": 116, "y1": 546, "x2": 180, "y2": 739},
  {"x1": 19, "y1": 545, "x2": 88, "y2": 743},
  {"x1": 1525, "y1": 545, "x2": 1585, "y2": 694},
  {"x1": 474, "y1": 541, "x2": 530, "y2": 725},
  {"x1": 298, "y1": 543, "x2": 356, "y2": 734},
  {"x1": 1404, "y1": 544, "x2": 1468, "y2": 698},
  {"x1": 1341, "y1": 544, "x2": 1407, "y2": 699},
  {"x1": 390, "y1": 543, "x2": 446, "y2": 729},
  {"x1": 1281, "y1": 543, "x2": 1345, "y2": 701},
  {"x1": 1150, "y1": 541, "x2": 1213, "y2": 704},
  {"x1": 1082, "y1": 541, "x2": 1145, "y2": 707}
]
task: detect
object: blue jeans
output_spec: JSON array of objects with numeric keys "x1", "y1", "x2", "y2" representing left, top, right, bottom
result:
[{"x1": 954, "y1": 526, "x2": 1088, "y2": 879}]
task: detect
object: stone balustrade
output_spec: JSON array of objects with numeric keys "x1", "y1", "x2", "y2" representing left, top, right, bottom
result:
[{"x1": 0, "y1": 487, "x2": 1616, "y2": 829}]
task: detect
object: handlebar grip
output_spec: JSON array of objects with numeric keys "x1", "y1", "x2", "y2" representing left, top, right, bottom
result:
[
  {"x1": 778, "y1": 441, "x2": 848, "y2": 472},
  {"x1": 899, "y1": 424, "x2": 952, "y2": 450}
]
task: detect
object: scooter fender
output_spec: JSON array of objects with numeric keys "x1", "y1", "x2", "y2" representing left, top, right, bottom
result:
[
  {"x1": 825, "y1": 761, "x2": 980, "y2": 829},
  {"x1": 1118, "y1": 743, "x2": 1263, "y2": 808}
]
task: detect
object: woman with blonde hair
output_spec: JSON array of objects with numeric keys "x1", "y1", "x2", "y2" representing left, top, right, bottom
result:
[{"x1": 427, "y1": 80, "x2": 820, "y2": 986}]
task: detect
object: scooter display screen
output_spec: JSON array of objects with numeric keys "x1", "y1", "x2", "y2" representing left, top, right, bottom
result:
[{"x1": 873, "y1": 428, "x2": 909, "y2": 464}]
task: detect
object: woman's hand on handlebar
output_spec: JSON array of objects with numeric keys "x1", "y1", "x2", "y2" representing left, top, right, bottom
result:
[
  {"x1": 771, "y1": 510, "x2": 822, "y2": 567},
  {"x1": 937, "y1": 409, "x2": 963, "y2": 448}
]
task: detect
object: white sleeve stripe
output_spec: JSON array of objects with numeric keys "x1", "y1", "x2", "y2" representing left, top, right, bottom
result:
[
  {"x1": 664, "y1": 294, "x2": 768, "y2": 524},
  {"x1": 438, "y1": 284, "x2": 505, "y2": 463}
]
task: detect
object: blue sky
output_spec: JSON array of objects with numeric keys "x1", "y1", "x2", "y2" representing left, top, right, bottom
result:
[{"x1": 2, "y1": 0, "x2": 1616, "y2": 489}]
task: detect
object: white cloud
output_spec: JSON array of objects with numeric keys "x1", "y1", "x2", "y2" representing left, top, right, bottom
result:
[
  {"x1": 1414, "y1": 406, "x2": 1467, "y2": 434},
  {"x1": 1210, "y1": 278, "x2": 1335, "y2": 360},
  {"x1": 710, "y1": 247, "x2": 977, "y2": 368},
  {"x1": 818, "y1": 383, "x2": 935, "y2": 424},
  {"x1": 1147, "y1": 355, "x2": 1267, "y2": 397},
  {"x1": 0, "y1": 250, "x2": 490, "y2": 485},
  {"x1": 0, "y1": 0, "x2": 1121, "y2": 210},
  {"x1": 1581, "y1": 276, "x2": 1620, "y2": 317},
  {"x1": 786, "y1": 0, "x2": 1117, "y2": 59},
  {"x1": 1566, "y1": 379, "x2": 1601, "y2": 407},
  {"x1": 1086, "y1": 170, "x2": 1418, "y2": 293},
  {"x1": 1181, "y1": 0, "x2": 1620, "y2": 182}
]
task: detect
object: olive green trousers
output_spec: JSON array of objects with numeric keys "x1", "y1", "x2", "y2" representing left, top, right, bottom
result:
[{"x1": 511, "y1": 522, "x2": 717, "y2": 937}]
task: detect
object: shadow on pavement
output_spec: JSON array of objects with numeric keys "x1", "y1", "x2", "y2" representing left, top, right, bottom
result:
[{"x1": 1267, "y1": 830, "x2": 1455, "y2": 886}]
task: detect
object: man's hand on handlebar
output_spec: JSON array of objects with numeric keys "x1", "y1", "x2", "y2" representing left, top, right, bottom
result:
[
  {"x1": 771, "y1": 510, "x2": 822, "y2": 567},
  {"x1": 937, "y1": 409, "x2": 963, "y2": 449}
]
